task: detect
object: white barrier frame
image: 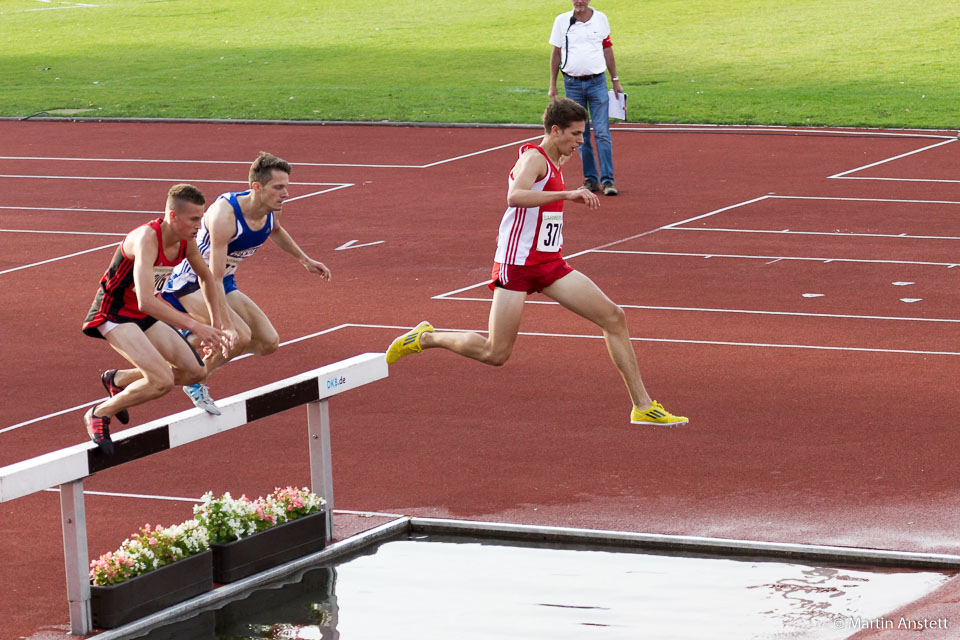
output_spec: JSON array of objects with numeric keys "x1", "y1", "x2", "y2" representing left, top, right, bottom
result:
[{"x1": 0, "y1": 352, "x2": 387, "y2": 635}]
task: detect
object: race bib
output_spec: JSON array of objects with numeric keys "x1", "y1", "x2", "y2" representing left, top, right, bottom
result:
[
  {"x1": 152, "y1": 266, "x2": 175, "y2": 295},
  {"x1": 224, "y1": 247, "x2": 259, "y2": 276},
  {"x1": 537, "y1": 212, "x2": 563, "y2": 252}
]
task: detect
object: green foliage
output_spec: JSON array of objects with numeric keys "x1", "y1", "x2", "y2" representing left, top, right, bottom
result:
[{"x1": 2, "y1": 0, "x2": 957, "y2": 127}]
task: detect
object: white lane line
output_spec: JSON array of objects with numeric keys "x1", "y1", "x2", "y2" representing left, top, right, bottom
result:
[
  {"x1": 38, "y1": 487, "x2": 406, "y2": 516},
  {"x1": 420, "y1": 136, "x2": 541, "y2": 167},
  {"x1": 668, "y1": 227, "x2": 960, "y2": 241},
  {"x1": 437, "y1": 297, "x2": 960, "y2": 324},
  {"x1": 592, "y1": 249, "x2": 960, "y2": 268},
  {"x1": 5, "y1": 315, "x2": 958, "y2": 435},
  {"x1": 660, "y1": 195, "x2": 772, "y2": 229},
  {"x1": 0, "y1": 228, "x2": 125, "y2": 236},
  {"x1": 0, "y1": 324, "x2": 354, "y2": 434},
  {"x1": 0, "y1": 191, "x2": 352, "y2": 212},
  {"x1": 828, "y1": 138, "x2": 957, "y2": 179},
  {"x1": 42, "y1": 488, "x2": 200, "y2": 502},
  {"x1": 286, "y1": 184, "x2": 353, "y2": 201},
  {"x1": 433, "y1": 195, "x2": 774, "y2": 299},
  {"x1": 0, "y1": 242, "x2": 118, "y2": 275},
  {"x1": 0, "y1": 174, "x2": 337, "y2": 186},
  {"x1": 610, "y1": 126, "x2": 956, "y2": 140},
  {"x1": 346, "y1": 322, "x2": 960, "y2": 356},
  {"x1": 432, "y1": 191, "x2": 960, "y2": 299},
  {"x1": 834, "y1": 177, "x2": 960, "y2": 184},
  {"x1": 768, "y1": 194, "x2": 960, "y2": 205},
  {"x1": 0, "y1": 137, "x2": 541, "y2": 171},
  {"x1": 0, "y1": 205, "x2": 156, "y2": 214}
]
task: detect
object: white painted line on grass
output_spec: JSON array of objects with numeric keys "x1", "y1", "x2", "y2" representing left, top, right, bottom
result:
[{"x1": 21, "y1": 3, "x2": 97, "y2": 12}]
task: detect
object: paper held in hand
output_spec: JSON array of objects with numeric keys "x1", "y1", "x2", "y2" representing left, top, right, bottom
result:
[{"x1": 608, "y1": 91, "x2": 627, "y2": 120}]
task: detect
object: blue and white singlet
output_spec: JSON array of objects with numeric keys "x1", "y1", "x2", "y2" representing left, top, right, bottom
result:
[{"x1": 166, "y1": 190, "x2": 275, "y2": 293}]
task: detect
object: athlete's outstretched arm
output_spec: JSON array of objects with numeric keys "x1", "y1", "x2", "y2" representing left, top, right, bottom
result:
[{"x1": 269, "y1": 220, "x2": 332, "y2": 280}]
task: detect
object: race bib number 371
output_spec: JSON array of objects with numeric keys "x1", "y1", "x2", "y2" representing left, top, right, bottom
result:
[{"x1": 537, "y1": 212, "x2": 563, "y2": 252}]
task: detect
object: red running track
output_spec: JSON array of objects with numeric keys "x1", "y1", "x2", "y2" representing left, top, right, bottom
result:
[{"x1": 1, "y1": 120, "x2": 959, "y2": 638}]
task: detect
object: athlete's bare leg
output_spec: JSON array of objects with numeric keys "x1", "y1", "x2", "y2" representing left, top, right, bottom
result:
[
  {"x1": 224, "y1": 290, "x2": 279, "y2": 357},
  {"x1": 93, "y1": 322, "x2": 206, "y2": 419},
  {"x1": 420, "y1": 286, "x2": 527, "y2": 366},
  {"x1": 542, "y1": 270, "x2": 653, "y2": 410}
]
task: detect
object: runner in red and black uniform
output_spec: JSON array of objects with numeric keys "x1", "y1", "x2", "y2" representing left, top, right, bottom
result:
[{"x1": 81, "y1": 184, "x2": 235, "y2": 454}]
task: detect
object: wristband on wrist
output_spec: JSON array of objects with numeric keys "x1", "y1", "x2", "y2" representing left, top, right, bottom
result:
[{"x1": 611, "y1": 76, "x2": 619, "y2": 81}]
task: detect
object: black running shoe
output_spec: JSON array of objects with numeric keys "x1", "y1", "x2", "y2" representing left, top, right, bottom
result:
[
  {"x1": 84, "y1": 408, "x2": 114, "y2": 456},
  {"x1": 100, "y1": 369, "x2": 130, "y2": 424}
]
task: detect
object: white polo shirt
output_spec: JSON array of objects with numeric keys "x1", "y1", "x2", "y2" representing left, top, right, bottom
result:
[{"x1": 549, "y1": 9, "x2": 611, "y2": 77}]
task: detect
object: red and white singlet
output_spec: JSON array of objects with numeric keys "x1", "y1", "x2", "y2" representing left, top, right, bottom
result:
[{"x1": 493, "y1": 144, "x2": 565, "y2": 267}]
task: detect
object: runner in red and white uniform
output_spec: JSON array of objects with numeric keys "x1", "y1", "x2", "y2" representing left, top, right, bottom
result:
[
  {"x1": 80, "y1": 184, "x2": 234, "y2": 454},
  {"x1": 493, "y1": 142, "x2": 568, "y2": 279},
  {"x1": 386, "y1": 99, "x2": 687, "y2": 427}
]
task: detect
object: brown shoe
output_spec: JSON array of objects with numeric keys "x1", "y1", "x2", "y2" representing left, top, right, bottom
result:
[
  {"x1": 581, "y1": 179, "x2": 601, "y2": 192},
  {"x1": 602, "y1": 182, "x2": 619, "y2": 196}
]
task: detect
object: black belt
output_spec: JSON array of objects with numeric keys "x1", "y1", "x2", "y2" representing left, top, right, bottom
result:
[{"x1": 563, "y1": 72, "x2": 604, "y2": 81}]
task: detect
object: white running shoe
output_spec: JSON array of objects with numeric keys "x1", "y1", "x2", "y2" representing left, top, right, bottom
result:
[{"x1": 183, "y1": 383, "x2": 221, "y2": 416}]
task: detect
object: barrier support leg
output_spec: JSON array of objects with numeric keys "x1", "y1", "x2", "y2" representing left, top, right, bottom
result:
[
  {"x1": 60, "y1": 479, "x2": 91, "y2": 635},
  {"x1": 307, "y1": 399, "x2": 334, "y2": 542}
]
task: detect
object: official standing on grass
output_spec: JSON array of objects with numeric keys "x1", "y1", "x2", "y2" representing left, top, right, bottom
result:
[{"x1": 548, "y1": 0, "x2": 623, "y2": 196}]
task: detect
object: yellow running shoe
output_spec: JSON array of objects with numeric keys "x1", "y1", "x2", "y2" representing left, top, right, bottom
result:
[
  {"x1": 630, "y1": 401, "x2": 688, "y2": 427},
  {"x1": 385, "y1": 321, "x2": 434, "y2": 364}
]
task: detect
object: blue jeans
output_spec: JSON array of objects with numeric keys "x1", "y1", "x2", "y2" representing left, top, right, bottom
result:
[{"x1": 563, "y1": 73, "x2": 614, "y2": 185}]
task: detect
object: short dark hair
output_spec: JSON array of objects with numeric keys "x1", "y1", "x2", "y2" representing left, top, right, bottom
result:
[
  {"x1": 542, "y1": 98, "x2": 588, "y2": 132},
  {"x1": 167, "y1": 183, "x2": 205, "y2": 209},
  {"x1": 249, "y1": 151, "x2": 292, "y2": 186}
]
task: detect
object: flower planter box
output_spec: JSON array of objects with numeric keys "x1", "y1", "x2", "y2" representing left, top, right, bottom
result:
[
  {"x1": 211, "y1": 510, "x2": 327, "y2": 583},
  {"x1": 90, "y1": 549, "x2": 213, "y2": 629}
]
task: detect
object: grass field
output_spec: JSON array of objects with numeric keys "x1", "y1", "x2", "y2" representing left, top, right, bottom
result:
[{"x1": 2, "y1": 0, "x2": 958, "y2": 128}]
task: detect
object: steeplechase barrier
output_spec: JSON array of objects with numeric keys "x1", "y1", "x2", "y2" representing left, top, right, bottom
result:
[{"x1": 0, "y1": 352, "x2": 387, "y2": 636}]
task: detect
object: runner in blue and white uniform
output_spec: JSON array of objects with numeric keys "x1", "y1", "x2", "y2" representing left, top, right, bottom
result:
[
  {"x1": 159, "y1": 152, "x2": 332, "y2": 414},
  {"x1": 165, "y1": 189, "x2": 275, "y2": 307}
]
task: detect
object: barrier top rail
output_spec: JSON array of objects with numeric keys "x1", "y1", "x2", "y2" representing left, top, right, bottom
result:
[{"x1": 0, "y1": 352, "x2": 387, "y2": 503}]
